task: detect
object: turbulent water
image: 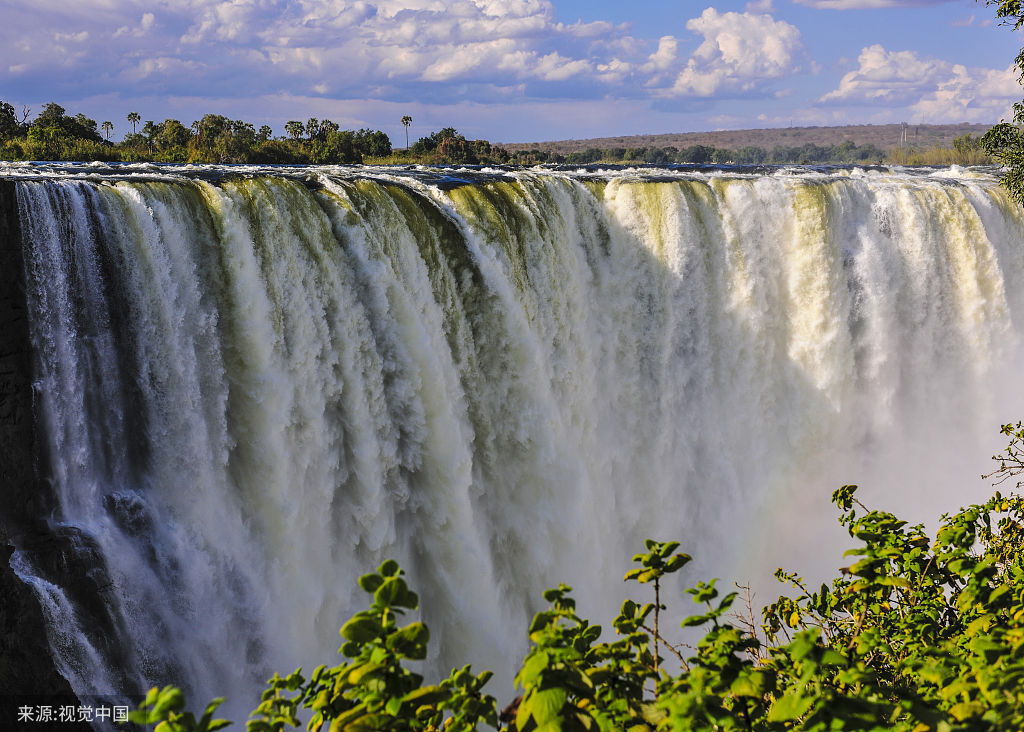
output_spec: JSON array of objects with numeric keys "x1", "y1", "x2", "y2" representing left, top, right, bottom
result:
[{"x1": 5, "y1": 161, "x2": 1024, "y2": 719}]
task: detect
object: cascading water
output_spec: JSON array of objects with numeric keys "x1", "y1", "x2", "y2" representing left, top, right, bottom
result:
[{"x1": 3, "y1": 162, "x2": 1023, "y2": 722}]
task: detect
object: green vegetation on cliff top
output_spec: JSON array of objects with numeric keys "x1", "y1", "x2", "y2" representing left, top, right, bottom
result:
[{"x1": 0, "y1": 101, "x2": 998, "y2": 168}]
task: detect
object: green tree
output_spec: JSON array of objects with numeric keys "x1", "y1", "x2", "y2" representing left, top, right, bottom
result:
[
  {"x1": 101, "y1": 120, "x2": 113, "y2": 141},
  {"x1": 127, "y1": 111, "x2": 141, "y2": 135},
  {"x1": 0, "y1": 101, "x2": 19, "y2": 140},
  {"x1": 142, "y1": 120, "x2": 158, "y2": 151},
  {"x1": 354, "y1": 128, "x2": 393, "y2": 157},
  {"x1": 72, "y1": 113, "x2": 100, "y2": 141},
  {"x1": 306, "y1": 117, "x2": 321, "y2": 141},
  {"x1": 411, "y1": 127, "x2": 475, "y2": 161},
  {"x1": 309, "y1": 128, "x2": 361, "y2": 164},
  {"x1": 981, "y1": 1, "x2": 1024, "y2": 202},
  {"x1": 157, "y1": 119, "x2": 192, "y2": 149},
  {"x1": 27, "y1": 103, "x2": 102, "y2": 151},
  {"x1": 402, "y1": 115, "x2": 412, "y2": 150}
]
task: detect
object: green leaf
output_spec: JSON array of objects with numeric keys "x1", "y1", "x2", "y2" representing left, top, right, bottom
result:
[
  {"x1": 918, "y1": 662, "x2": 954, "y2": 685},
  {"x1": 949, "y1": 701, "x2": 985, "y2": 721},
  {"x1": 658, "y1": 541, "x2": 681, "y2": 557},
  {"x1": 681, "y1": 613, "x2": 711, "y2": 627},
  {"x1": 664, "y1": 553, "x2": 692, "y2": 573},
  {"x1": 347, "y1": 662, "x2": 384, "y2": 685},
  {"x1": 198, "y1": 697, "x2": 229, "y2": 732},
  {"x1": 768, "y1": 691, "x2": 814, "y2": 722},
  {"x1": 387, "y1": 621, "x2": 430, "y2": 659},
  {"x1": 530, "y1": 687, "x2": 568, "y2": 726},
  {"x1": 152, "y1": 687, "x2": 186, "y2": 717},
  {"x1": 731, "y1": 670, "x2": 775, "y2": 698},
  {"x1": 374, "y1": 577, "x2": 419, "y2": 609},
  {"x1": 340, "y1": 614, "x2": 381, "y2": 643},
  {"x1": 529, "y1": 611, "x2": 558, "y2": 635},
  {"x1": 358, "y1": 573, "x2": 384, "y2": 593},
  {"x1": 519, "y1": 651, "x2": 550, "y2": 687},
  {"x1": 820, "y1": 649, "x2": 847, "y2": 667},
  {"x1": 403, "y1": 685, "x2": 448, "y2": 707}
]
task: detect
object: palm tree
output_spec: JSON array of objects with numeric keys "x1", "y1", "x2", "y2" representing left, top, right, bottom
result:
[
  {"x1": 101, "y1": 121, "x2": 113, "y2": 142},
  {"x1": 401, "y1": 115, "x2": 412, "y2": 150},
  {"x1": 127, "y1": 112, "x2": 141, "y2": 134}
]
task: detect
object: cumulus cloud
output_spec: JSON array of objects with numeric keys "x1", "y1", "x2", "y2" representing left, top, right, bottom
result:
[
  {"x1": 114, "y1": 12, "x2": 155, "y2": 38},
  {"x1": 0, "y1": 2, "x2": 530, "y2": 93},
  {"x1": 820, "y1": 44, "x2": 1021, "y2": 122},
  {"x1": 0, "y1": 0, "x2": 814, "y2": 107},
  {"x1": 659, "y1": 8, "x2": 804, "y2": 98}
]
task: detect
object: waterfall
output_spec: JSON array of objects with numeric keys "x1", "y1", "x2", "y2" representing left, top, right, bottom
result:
[{"x1": 5, "y1": 163, "x2": 1024, "y2": 720}]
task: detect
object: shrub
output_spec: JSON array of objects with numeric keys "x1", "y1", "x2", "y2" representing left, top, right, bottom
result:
[{"x1": 131, "y1": 424, "x2": 1024, "y2": 731}]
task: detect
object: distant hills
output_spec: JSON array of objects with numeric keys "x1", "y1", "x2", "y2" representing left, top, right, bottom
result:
[{"x1": 499, "y1": 123, "x2": 994, "y2": 154}]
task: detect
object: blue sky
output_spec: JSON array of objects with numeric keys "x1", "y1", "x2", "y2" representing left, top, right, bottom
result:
[{"x1": 2, "y1": 0, "x2": 1022, "y2": 144}]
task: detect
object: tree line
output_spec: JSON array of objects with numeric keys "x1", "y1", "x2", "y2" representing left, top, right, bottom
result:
[
  {"x1": 508, "y1": 135, "x2": 996, "y2": 166},
  {"x1": 0, "y1": 102, "x2": 401, "y2": 164},
  {"x1": 0, "y1": 103, "x2": 517, "y2": 165},
  {"x1": 0, "y1": 101, "x2": 998, "y2": 168},
  {"x1": 0, "y1": 102, "x2": 521, "y2": 165},
  {"x1": 540, "y1": 140, "x2": 890, "y2": 166}
]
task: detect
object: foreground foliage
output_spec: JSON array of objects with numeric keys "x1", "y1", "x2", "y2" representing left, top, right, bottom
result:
[{"x1": 130, "y1": 424, "x2": 1024, "y2": 731}]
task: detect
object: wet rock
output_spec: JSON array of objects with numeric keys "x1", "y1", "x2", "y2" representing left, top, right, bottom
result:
[{"x1": 0, "y1": 180, "x2": 81, "y2": 711}]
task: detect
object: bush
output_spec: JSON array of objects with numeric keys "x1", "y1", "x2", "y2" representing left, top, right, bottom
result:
[{"x1": 133, "y1": 424, "x2": 1024, "y2": 731}]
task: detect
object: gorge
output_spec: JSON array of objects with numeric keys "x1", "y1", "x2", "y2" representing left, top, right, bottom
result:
[{"x1": 1, "y1": 162, "x2": 1022, "y2": 724}]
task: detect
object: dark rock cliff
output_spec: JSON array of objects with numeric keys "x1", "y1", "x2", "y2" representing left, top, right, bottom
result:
[{"x1": 0, "y1": 179, "x2": 85, "y2": 722}]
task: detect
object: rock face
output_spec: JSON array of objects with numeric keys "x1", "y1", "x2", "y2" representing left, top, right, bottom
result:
[{"x1": 0, "y1": 180, "x2": 82, "y2": 719}]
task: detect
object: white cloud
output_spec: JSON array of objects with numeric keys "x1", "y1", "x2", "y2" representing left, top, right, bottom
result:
[
  {"x1": 912, "y1": 64, "x2": 1021, "y2": 121},
  {"x1": 661, "y1": 8, "x2": 804, "y2": 98},
  {"x1": 595, "y1": 57, "x2": 633, "y2": 84},
  {"x1": 2, "y1": 0, "x2": 812, "y2": 107},
  {"x1": 638, "y1": 35, "x2": 679, "y2": 86},
  {"x1": 644, "y1": 36, "x2": 679, "y2": 73},
  {"x1": 165, "y1": 0, "x2": 614, "y2": 93},
  {"x1": 54, "y1": 31, "x2": 89, "y2": 43},
  {"x1": 114, "y1": 12, "x2": 155, "y2": 38},
  {"x1": 121, "y1": 56, "x2": 205, "y2": 83},
  {"x1": 820, "y1": 44, "x2": 1021, "y2": 122},
  {"x1": 534, "y1": 51, "x2": 592, "y2": 81}
]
